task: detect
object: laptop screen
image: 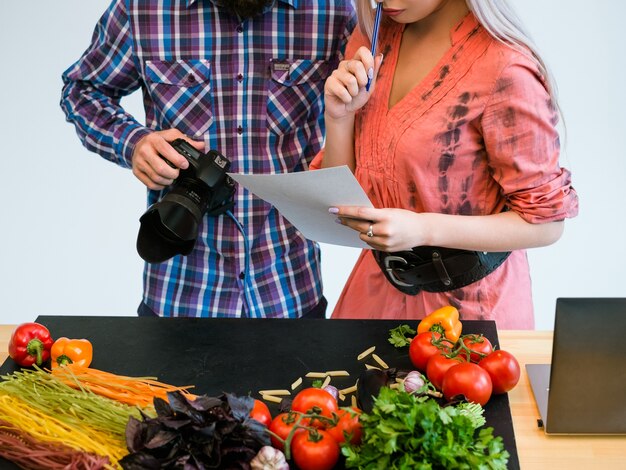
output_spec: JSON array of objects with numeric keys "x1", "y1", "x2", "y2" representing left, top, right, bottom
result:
[{"x1": 544, "y1": 298, "x2": 626, "y2": 434}]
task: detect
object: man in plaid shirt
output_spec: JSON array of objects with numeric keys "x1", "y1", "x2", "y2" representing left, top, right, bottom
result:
[{"x1": 61, "y1": 0, "x2": 356, "y2": 318}]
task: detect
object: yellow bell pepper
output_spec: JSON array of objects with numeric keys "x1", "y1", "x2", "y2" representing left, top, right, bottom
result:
[
  {"x1": 51, "y1": 337, "x2": 93, "y2": 369},
  {"x1": 417, "y1": 306, "x2": 462, "y2": 343}
]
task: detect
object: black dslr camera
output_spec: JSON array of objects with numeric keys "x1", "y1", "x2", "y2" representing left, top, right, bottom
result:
[{"x1": 136, "y1": 139, "x2": 236, "y2": 263}]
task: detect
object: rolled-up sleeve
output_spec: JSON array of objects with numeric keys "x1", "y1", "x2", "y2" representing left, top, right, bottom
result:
[{"x1": 481, "y1": 55, "x2": 578, "y2": 223}]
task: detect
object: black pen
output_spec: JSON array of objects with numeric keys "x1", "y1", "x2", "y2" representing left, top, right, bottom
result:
[{"x1": 366, "y1": 2, "x2": 383, "y2": 92}]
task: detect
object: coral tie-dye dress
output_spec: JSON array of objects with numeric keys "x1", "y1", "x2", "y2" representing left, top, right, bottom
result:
[{"x1": 313, "y1": 13, "x2": 578, "y2": 329}]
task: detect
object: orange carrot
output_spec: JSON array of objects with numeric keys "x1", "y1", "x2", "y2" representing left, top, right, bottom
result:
[{"x1": 50, "y1": 364, "x2": 195, "y2": 408}]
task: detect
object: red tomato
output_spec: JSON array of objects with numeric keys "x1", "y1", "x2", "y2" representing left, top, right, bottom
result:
[
  {"x1": 327, "y1": 407, "x2": 362, "y2": 445},
  {"x1": 291, "y1": 429, "x2": 340, "y2": 470},
  {"x1": 250, "y1": 399, "x2": 272, "y2": 427},
  {"x1": 268, "y1": 412, "x2": 300, "y2": 450},
  {"x1": 479, "y1": 350, "x2": 521, "y2": 394},
  {"x1": 426, "y1": 352, "x2": 465, "y2": 391},
  {"x1": 461, "y1": 335, "x2": 494, "y2": 363},
  {"x1": 409, "y1": 331, "x2": 447, "y2": 372},
  {"x1": 442, "y1": 362, "x2": 492, "y2": 406},
  {"x1": 291, "y1": 388, "x2": 339, "y2": 427}
]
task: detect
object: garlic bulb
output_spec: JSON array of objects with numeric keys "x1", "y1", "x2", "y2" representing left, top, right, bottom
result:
[
  {"x1": 323, "y1": 385, "x2": 339, "y2": 402},
  {"x1": 250, "y1": 446, "x2": 289, "y2": 470},
  {"x1": 403, "y1": 371, "x2": 426, "y2": 394}
]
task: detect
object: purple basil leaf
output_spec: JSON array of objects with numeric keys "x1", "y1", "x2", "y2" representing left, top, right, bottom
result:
[
  {"x1": 189, "y1": 395, "x2": 222, "y2": 411},
  {"x1": 160, "y1": 416, "x2": 193, "y2": 430},
  {"x1": 242, "y1": 419, "x2": 271, "y2": 447},
  {"x1": 144, "y1": 429, "x2": 178, "y2": 449},
  {"x1": 193, "y1": 422, "x2": 217, "y2": 440},
  {"x1": 125, "y1": 416, "x2": 146, "y2": 453},
  {"x1": 167, "y1": 391, "x2": 195, "y2": 413},
  {"x1": 119, "y1": 452, "x2": 162, "y2": 470},
  {"x1": 225, "y1": 393, "x2": 254, "y2": 421},
  {"x1": 154, "y1": 396, "x2": 173, "y2": 416},
  {"x1": 278, "y1": 397, "x2": 292, "y2": 413},
  {"x1": 167, "y1": 391, "x2": 207, "y2": 425}
]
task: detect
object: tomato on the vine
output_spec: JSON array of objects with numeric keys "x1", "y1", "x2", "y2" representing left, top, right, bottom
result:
[
  {"x1": 268, "y1": 412, "x2": 300, "y2": 450},
  {"x1": 479, "y1": 349, "x2": 521, "y2": 394},
  {"x1": 327, "y1": 407, "x2": 362, "y2": 445},
  {"x1": 461, "y1": 334, "x2": 493, "y2": 363},
  {"x1": 250, "y1": 399, "x2": 272, "y2": 427},
  {"x1": 442, "y1": 362, "x2": 492, "y2": 406},
  {"x1": 409, "y1": 331, "x2": 448, "y2": 372},
  {"x1": 291, "y1": 428, "x2": 340, "y2": 470},
  {"x1": 426, "y1": 351, "x2": 465, "y2": 391},
  {"x1": 291, "y1": 388, "x2": 338, "y2": 426}
]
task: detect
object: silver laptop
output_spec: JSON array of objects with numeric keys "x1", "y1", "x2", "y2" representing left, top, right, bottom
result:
[{"x1": 527, "y1": 297, "x2": 626, "y2": 434}]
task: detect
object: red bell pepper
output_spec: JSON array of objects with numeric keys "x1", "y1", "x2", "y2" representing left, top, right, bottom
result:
[{"x1": 8, "y1": 322, "x2": 54, "y2": 367}]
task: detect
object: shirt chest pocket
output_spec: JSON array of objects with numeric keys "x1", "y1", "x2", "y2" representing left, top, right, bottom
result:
[
  {"x1": 267, "y1": 59, "x2": 332, "y2": 135},
  {"x1": 144, "y1": 59, "x2": 214, "y2": 138}
]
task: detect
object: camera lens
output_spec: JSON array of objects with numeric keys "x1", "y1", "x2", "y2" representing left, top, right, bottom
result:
[
  {"x1": 136, "y1": 143, "x2": 235, "y2": 264},
  {"x1": 136, "y1": 177, "x2": 213, "y2": 263}
]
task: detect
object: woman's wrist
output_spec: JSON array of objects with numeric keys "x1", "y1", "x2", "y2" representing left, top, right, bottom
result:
[
  {"x1": 324, "y1": 111, "x2": 355, "y2": 127},
  {"x1": 411, "y1": 211, "x2": 434, "y2": 247}
]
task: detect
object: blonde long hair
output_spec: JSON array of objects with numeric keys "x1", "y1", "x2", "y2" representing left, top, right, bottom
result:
[{"x1": 355, "y1": 0, "x2": 559, "y2": 108}]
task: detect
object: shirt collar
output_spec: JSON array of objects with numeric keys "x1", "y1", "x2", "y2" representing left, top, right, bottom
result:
[
  {"x1": 450, "y1": 11, "x2": 480, "y2": 45},
  {"x1": 185, "y1": 0, "x2": 299, "y2": 8}
]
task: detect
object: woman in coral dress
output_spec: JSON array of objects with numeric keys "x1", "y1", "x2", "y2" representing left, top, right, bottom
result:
[{"x1": 314, "y1": 0, "x2": 578, "y2": 329}]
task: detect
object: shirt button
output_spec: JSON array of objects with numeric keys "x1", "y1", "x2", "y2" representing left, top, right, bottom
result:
[
  {"x1": 237, "y1": 125, "x2": 243, "y2": 135},
  {"x1": 236, "y1": 24, "x2": 243, "y2": 33},
  {"x1": 239, "y1": 272, "x2": 245, "y2": 280},
  {"x1": 187, "y1": 73, "x2": 196, "y2": 83},
  {"x1": 236, "y1": 73, "x2": 243, "y2": 82}
]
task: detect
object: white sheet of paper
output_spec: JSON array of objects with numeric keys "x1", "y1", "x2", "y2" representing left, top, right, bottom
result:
[{"x1": 228, "y1": 166, "x2": 374, "y2": 249}]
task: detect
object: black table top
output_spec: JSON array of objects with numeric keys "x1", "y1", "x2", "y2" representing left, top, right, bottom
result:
[{"x1": 0, "y1": 316, "x2": 519, "y2": 469}]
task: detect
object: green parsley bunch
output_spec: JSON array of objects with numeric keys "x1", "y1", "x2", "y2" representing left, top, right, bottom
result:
[{"x1": 342, "y1": 387, "x2": 509, "y2": 469}]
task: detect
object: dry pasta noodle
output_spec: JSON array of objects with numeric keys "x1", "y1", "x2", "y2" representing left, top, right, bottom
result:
[
  {"x1": 0, "y1": 394, "x2": 126, "y2": 466},
  {"x1": 365, "y1": 364, "x2": 380, "y2": 370},
  {"x1": 321, "y1": 376, "x2": 331, "y2": 389},
  {"x1": 260, "y1": 394, "x2": 282, "y2": 404},
  {"x1": 372, "y1": 353, "x2": 389, "y2": 369},
  {"x1": 258, "y1": 389, "x2": 290, "y2": 396},
  {"x1": 0, "y1": 419, "x2": 111, "y2": 470},
  {"x1": 305, "y1": 372, "x2": 327, "y2": 378},
  {"x1": 291, "y1": 377, "x2": 303, "y2": 390},
  {"x1": 357, "y1": 346, "x2": 376, "y2": 360},
  {"x1": 325, "y1": 370, "x2": 350, "y2": 377},
  {"x1": 339, "y1": 384, "x2": 358, "y2": 395},
  {"x1": 0, "y1": 368, "x2": 144, "y2": 441}
]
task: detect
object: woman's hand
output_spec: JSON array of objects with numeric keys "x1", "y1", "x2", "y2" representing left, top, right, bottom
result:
[
  {"x1": 132, "y1": 129, "x2": 204, "y2": 190},
  {"x1": 324, "y1": 47, "x2": 383, "y2": 121},
  {"x1": 330, "y1": 206, "x2": 566, "y2": 253},
  {"x1": 331, "y1": 206, "x2": 427, "y2": 252}
]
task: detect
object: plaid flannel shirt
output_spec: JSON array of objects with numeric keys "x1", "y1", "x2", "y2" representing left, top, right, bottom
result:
[{"x1": 61, "y1": 0, "x2": 355, "y2": 317}]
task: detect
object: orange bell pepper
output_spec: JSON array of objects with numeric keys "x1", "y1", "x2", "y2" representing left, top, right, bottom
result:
[
  {"x1": 51, "y1": 337, "x2": 93, "y2": 369},
  {"x1": 417, "y1": 306, "x2": 462, "y2": 343}
]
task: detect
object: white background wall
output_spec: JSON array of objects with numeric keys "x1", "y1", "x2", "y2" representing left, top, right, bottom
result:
[{"x1": 1, "y1": 1, "x2": 624, "y2": 329}]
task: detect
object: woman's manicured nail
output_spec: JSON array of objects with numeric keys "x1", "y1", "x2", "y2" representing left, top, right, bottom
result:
[
  {"x1": 367, "y1": 67, "x2": 374, "y2": 80},
  {"x1": 335, "y1": 218, "x2": 343, "y2": 224},
  {"x1": 328, "y1": 207, "x2": 339, "y2": 214}
]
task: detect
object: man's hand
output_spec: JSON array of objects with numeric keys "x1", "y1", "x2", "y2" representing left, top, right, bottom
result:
[{"x1": 132, "y1": 129, "x2": 204, "y2": 190}]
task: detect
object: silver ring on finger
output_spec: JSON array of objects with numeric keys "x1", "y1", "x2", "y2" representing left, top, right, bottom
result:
[{"x1": 366, "y1": 224, "x2": 374, "y2": 238}]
